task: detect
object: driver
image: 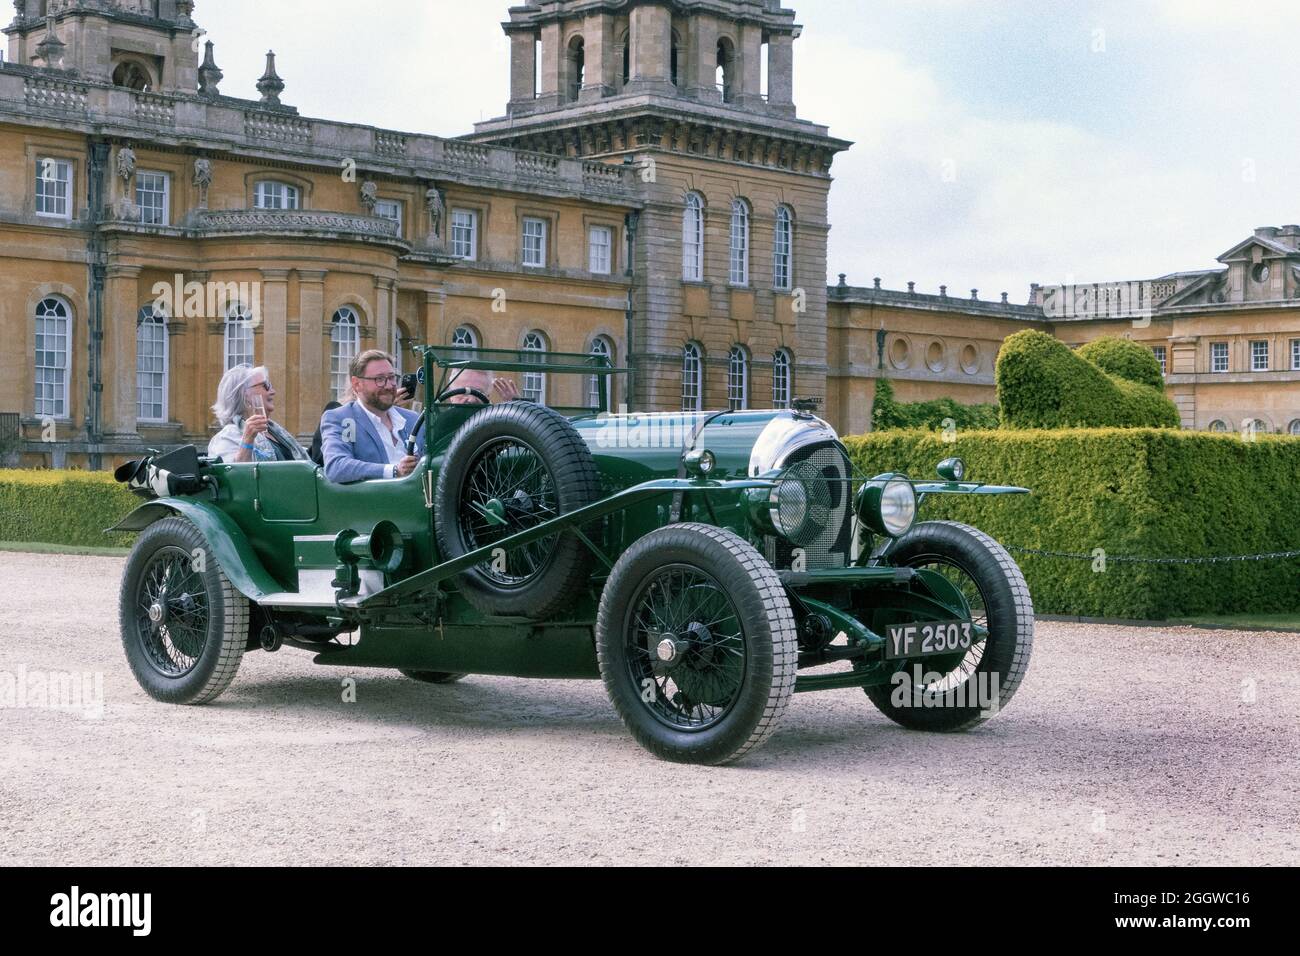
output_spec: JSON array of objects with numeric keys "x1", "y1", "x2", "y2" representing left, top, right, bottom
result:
[
  {"x1": 320, "y1": 350, "x2": 426, "y2": 483},
  {"x1": 443, "y1": 368, "x2": 521, "y2": 405}
]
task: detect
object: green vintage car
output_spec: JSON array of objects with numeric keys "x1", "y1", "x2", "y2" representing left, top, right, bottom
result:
[{"x1": 111, "y1": 346, "x2": 1034, "y2": 764}]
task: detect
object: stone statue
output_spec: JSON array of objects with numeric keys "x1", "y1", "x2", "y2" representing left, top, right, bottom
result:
[
  {"x1": 425, "y1": 184, "x2": 444, "y2": 239},
  {"x1": 193, "y1": 158, "x2": 212, "y2": 190},
  {"x1": 359, "y1": 180, "x2": 378, "y2": 212},
  {"x1": 13, "y1": 1, "x2": 27, "y2": 24},
  {"x1": 115, "y1": 146, "x2": 136, "y2": 182}
]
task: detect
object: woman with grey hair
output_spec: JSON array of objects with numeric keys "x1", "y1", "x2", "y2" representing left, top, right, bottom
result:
[{"x1": 208, "y1": 364, "x2": 307, "y2": 463}]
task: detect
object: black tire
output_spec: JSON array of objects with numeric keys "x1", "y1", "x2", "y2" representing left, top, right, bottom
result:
[
  {"x1": 399, "y1": 670, "x2": 467, "y2": 684},
  {"x1": 596, "y1": 523, "x2": 798, "y2": 765},
  {"x1": 864, "y1": 520, "x2": 1033, "y2": 731},
  {"x1": 435, "y1": 402, "x2": 599, "y2": 619},
  {"x1": 119, "y1": 516, "x2": 247, "y2": 705}
]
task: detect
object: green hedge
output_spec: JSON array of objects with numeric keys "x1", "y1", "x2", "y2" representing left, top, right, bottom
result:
[
  {"x1": 996, "y1": 330, "x2": 1180, "y2": 429},
  {"x1": 0, "y1": 470, "x2": 139, "y2": 548},
  {"x1": 1076, "y1": 336, "x2": 1165, "y2": 390},
  {"x1": 872, "y1": 378, "x2": 1000, "y2": 431},
  {"x1": 845, "y1": 428, "x2": 1300, "y2": 619}
]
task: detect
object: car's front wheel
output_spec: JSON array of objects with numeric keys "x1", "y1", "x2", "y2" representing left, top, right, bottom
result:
[
  {"x1": 119, "y1": 516, "x2": 247, "y2": 705},
  {"x1": 596, "y1": 524, "x2": 798, "y2": 765},
  {"x1": 862, "y1": 520, "x2": 1033, "y2": 731}
]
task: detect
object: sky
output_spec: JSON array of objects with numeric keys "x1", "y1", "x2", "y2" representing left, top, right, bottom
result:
[{"x1": 194, "y1": 0, "x2": 1298, "y2": 302}]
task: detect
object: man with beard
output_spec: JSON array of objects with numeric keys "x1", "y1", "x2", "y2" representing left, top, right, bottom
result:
[{"x1": 320, "y1": 350, "x2": 426, "y2": 483}]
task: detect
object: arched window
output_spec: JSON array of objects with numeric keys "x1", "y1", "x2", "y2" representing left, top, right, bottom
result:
[
  {"x1": 254, "y1": 180, "x2": 300, "y2": 210},
  {"x1": 567, "y1": 35, "x2": 585, "y2": 102},
  {"x1": 34, "y1": 296, "x2": 70, "y2": 419},
  {"x1": 451, "y1": 324, "x2": 479, "y2": 362},
  {"x1": 727, "y1": 346, "x2": 749, "y2": 410},
  {"x1": 620, "y1": 32, "x2": 630, "y2": 87},
  {"x1": 522, "y1": 331, "x2": 547, "y2": 404},
  {"x1": 1289, "y1": 419, "x2": 1300, "y2": 436},
  {"x1": 729, "y1": 199, "x2": 750, "y2": 286},
  {"x1": 671, "y1": 31, "x2": 681, "y2": 87},
  {"x1": 330, "y1": 308, "x2": 360, "y2": 402},
  {"x1": 112, "y1": 60, "x2": 152, "y2": 91},
  {"x1": 1208, "y1": 420, "x2": 1229, "y2": 433},
  {"x1": 137, "y1": 306, "x2": 168, "y2": 423},
  {"x1": 716, "y1": 37, "x2": 735, "y2": 102},
  {"x1": 772, "y1": 348, "x2": 793, "y2": 409},
  {"x1": 683, "y1": 192, "x2": 704, "y2": 281},
  {"x1": 223, "y1": 303, "x2": 255, "y2": 371},
  {"x1": 588, "y1": 335, "x2": 614, "y2": 410},
  {"x1": 682, "y1": 342, "x2": 703, "y2": 412},
  {"x1": 773, "y1": 205, "x2": 793, "y2": 291}
]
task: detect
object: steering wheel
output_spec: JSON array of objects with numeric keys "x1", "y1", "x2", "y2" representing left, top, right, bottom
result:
[{"x1": 435, "y1": 386, "x2": 491, "y2": 405}]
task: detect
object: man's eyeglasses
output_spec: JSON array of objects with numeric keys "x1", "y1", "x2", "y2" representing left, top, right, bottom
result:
[{"x1": 358, "y1": 374, "x2": 401, "y2": 387}]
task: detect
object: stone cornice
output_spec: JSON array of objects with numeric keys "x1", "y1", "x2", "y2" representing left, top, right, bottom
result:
[{"x1": 503, "y1": 1, "x2": 799, "y2": 33}]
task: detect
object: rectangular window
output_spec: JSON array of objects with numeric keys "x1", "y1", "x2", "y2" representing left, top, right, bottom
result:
[
  {"x1": 589, "y1": 225, "x2": 612, "y2": 275},
  {"x1": 373, "y1": 199, "x2": 402, "y2": 233},
  {"x1": 522, "y1": 217, "x2": 547, "y2": 268},
  {"x1": 1211, "y1": 342, "x2": 1229, "y2": 373},
  {"x1": 1251, "y1": 340, "x2": 1269, "y2": 372},
  {"x1": 35, "y1": 310, "x2": 69, "y2": 418},
  {"x1": 136, "y1": 170, "x2": 170, "y2": 226},
  {"x1": 1152, "y1": 345, "x2": 1167, "y2": 377},
  {"x1": 35, "y1": 158, "x2": 72, "y2": 219},
  {"x1": 1292, "y1": 339, "x2": 1300, "y2": 371},
  {"x1": 450, "y1": 208, "x2": 478, "y2": 260},
  {"x1": 137, "y1": 316, "x2": 167, "y2": 422},
  {"x1": 254, "y1": 181, "x2": 300, "y2": 210}
]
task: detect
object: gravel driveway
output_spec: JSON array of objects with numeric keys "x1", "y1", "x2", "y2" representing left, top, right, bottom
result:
[{"x1": 1, "y1": 551, "x2": 1297, "y2": 866}]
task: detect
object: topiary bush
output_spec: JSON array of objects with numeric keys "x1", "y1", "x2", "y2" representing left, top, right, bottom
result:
[
  {"x1": 844, "y1": 428, "x2": 1300, "y2": 619},
  {"x1": 1076, "y1": 336, "x2": 1165, "y2": 391},
  {"x1": 872, "y1": 377, "x2": 1000, "y2": 432},
  {"x1": 996, "y1": 330, "x2": 1179, "y2": 429},
  {"x1": 0, "y1": 470, "x2": 138, "y2": 548}
]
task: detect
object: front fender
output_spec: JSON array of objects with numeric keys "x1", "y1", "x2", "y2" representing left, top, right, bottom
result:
[{"x1": 108, "y1": 499, "x2": 282, "y2": 602}]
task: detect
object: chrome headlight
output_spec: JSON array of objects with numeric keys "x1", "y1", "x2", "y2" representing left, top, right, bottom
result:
[
  {"x1": 770, "y1": 478, "x2": 810, "y2": 538},
  {"x1": 855, "y1": 476, "x2": 917, "y2": 538}
]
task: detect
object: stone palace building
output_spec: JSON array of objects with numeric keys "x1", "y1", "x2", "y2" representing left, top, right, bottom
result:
[{"x1": 1, "y1": 0, "x2": 1297, "y2": 469}]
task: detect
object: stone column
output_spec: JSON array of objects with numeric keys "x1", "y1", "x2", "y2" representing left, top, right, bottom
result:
[
  {"x1": 425, "y1": 287, "x2": 446, "y2": 346},
  {"x1": 686, "y1": 14, "x2": 720, "y2": 103},
  {"x1": 296, "y1": 270, "x2": 326, "y2": 436},
  {"x1": 374, "y1": 276, "x2": 394, "y2": 358},
  {"x1": 536, "y1": 20, "x2": 563, "y2": 110},
  {"x1": 767, "y1": 32, "x2": 795, "y2": 114},
  {"x1": 260, "y1": 268, "x2": 290, "y2": 427},
  {"x1": 737, "y1": 22, "x2": 764, "y2": 109},
  {"x1": 627, "y1": 3, "x2": 673, "y2": 95},
  {"x1": 103, "y1": 264, "x2": 142, "y2": 440},
  {"x1": 508, "y1": 29, "x2": 537, "y2": 111},
  {"x1": 581, "y1": 11, "x2": 616, "y2": 101}
]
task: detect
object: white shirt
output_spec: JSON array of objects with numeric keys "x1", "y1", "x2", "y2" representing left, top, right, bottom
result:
[{"x1": 359, "y1": 403, "x2": 409, "y2": 479}]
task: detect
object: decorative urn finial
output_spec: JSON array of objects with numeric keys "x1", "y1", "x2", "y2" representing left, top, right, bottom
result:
[
  {"x1": 197, "y1": 39, "x2": 223, "y2": 97},
  {"x1": 256, "y1": 50, "x2": 285, "y2": 107},
  {"x1": 35, "y1": 14, "x2": 66, "y2": 69}
]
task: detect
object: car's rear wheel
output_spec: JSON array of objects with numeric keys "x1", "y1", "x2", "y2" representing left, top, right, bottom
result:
[
  {"x1": 435, "y1": 402, "x2": 599, "y2": 619},
  {"x1": 596, "y1": 524, "x2": 798, "y2": 765},
  {"x1": 862, "y1": 521, "x2": 1033, "y2": 731},
  {"x1": 119, "y1": 516, "x2": 247, "y2": 705}
]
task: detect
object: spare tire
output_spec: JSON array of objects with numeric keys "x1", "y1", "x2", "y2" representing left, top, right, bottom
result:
[{"x1": 435, "y1": 402, "x2": 600, "y2": 619}]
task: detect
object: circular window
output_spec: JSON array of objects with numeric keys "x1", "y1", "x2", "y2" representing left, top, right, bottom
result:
[
  {"x1": 1208, "y1": 420, "x2": 1229, "y2": 433},
  {"x1": 1252, "y1": 263, "x2": 1271, "y2": 284},
  {"x1": 889, "y1": 337, "x2": 910, "y2": 369},
  {"x1": 926, "y1": 341, "x2": 946, "y2": 372},
  {"x1": 960, "y1": 344, "x2": 979, "y2": 374}
]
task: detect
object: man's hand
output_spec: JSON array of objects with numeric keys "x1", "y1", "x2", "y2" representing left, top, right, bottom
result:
[
  {"x1": 396, "y1": 455, "x2": 418, "y2": 478},
  {"x1": 242, "y1": 415, "x2": 269, "y2": 443},
  {"x1": 493, "y1": 378, "x2": 521, "y2": 401}
]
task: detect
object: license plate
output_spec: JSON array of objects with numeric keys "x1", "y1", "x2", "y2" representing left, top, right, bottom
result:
[{"x1": 884, "y1": 620, "x2": 974, "y2": 660}]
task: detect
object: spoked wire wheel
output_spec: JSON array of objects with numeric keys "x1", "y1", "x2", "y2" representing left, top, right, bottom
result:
[
  {"x1": 597, "y1": 524, "x2": 798, "y2": 765},
  {"x1": 897, "y1": 554, "x2": 988, "y2": 696},
  {"x1": 134, "y1": 546, "x2": 210, "y2": 677},
  {"x1": 459, "y1": 437, "x2": 559, "y2": 586},
  {"x1": 863, "y1": 520, "x2": 1034, "y2": 732},
  {"x1": 625, "y1": 564, "x2": 747, "y2": 731}
]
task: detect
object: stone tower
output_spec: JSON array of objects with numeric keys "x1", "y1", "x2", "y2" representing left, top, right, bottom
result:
[
  {"x1": 471, "y1": 0, "x2": 851, "y2": 413},
  {"x1": 5, "y1": 0, "x2": 200, "y2": 93}
]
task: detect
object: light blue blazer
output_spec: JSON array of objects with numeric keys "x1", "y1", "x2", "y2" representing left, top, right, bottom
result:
[{"x1": 320, "y1": 401, "x2": 425, "y2": 484}]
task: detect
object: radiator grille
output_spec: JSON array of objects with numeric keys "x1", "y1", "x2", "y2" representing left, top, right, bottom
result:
[{"x1": 764, "y1": 442, "x2": 853, "y2": 571}]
